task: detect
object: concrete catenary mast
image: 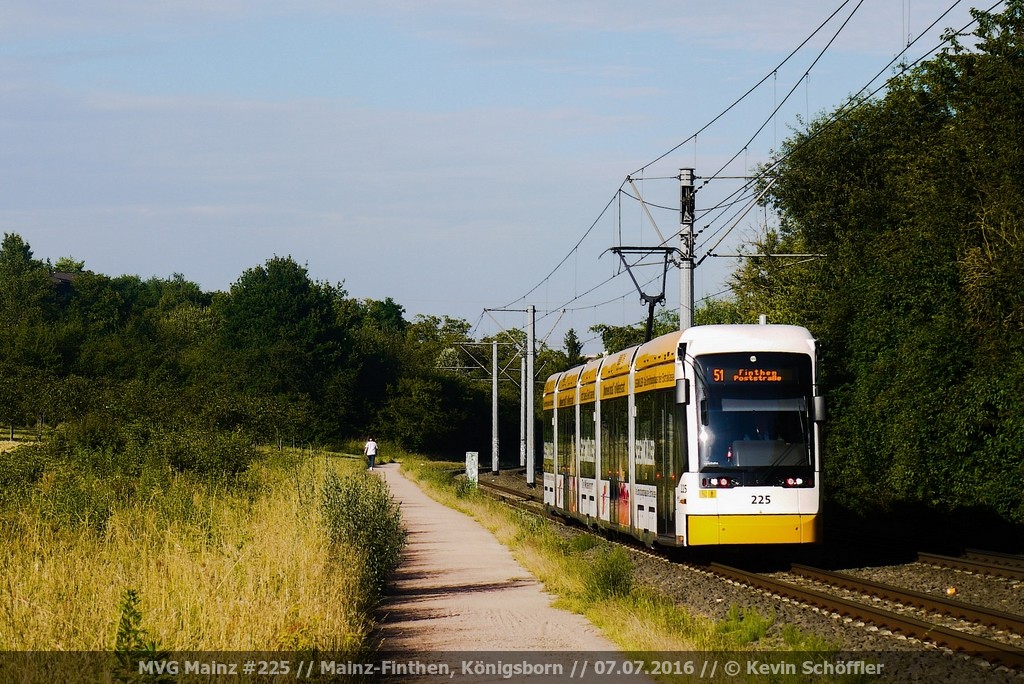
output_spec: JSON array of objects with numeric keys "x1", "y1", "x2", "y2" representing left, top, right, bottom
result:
[{"x1": 679, "y1": 168, "x2": 695, "y2": 330}]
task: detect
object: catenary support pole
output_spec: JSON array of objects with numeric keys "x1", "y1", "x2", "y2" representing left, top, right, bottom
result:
[
  {"x1": 526, "y1": 305, "x2": 536, "y2": 486},
  {"x1": 492, "y1": 340, "x2": 499, "y2": 474},
  {"x1": 520, "y1": 354, "x2": 527, "y2": 467},
  {"x1": 679, "y1": 168, "x2": 695, "y2": 330}
]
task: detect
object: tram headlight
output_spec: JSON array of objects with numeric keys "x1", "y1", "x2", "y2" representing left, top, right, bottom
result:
[{"x1": 782, "y1": 476, "x2": 813, "y2": 488}]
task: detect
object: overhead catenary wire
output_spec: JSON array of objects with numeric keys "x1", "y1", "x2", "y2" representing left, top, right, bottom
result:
[
  {"x1": 688, "y1": 0, "x2": 990, "y2": 264},
  {"x1": 755, "y1": 0, "x2": 997, "y2": 182},
  {"x1": 698, "y1": 0, "x2": 992, "y2": 277},
  {"x1": 682, "y1": 0, "x2": 999, "y2": 308},
  {"x1": 501, "y1": 189, "x2": 621, "y2": 309},
  {"x1": 629, "y1": 0, "x2": 859, "y2": 176},
  {"x1": 503, "y1": 2, "x2": 861, "y2": 313},
  {"x1": 700, "y1": 0, "x2": 868, "y2": 189},
  {"x1": 490, "y1": 0, "x2": 996, "y2": 347},
  {"x1": 697, "y1": 179, "x2": 778, "y2": 266}
]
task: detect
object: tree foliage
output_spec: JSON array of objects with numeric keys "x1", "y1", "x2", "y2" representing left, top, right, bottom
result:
[
  {"x1": 728, "y1": 2, "x2": 1024, "y2": 524},
  {"x1": 0, "y1": 238, "x2": 541, "y2": 466}
]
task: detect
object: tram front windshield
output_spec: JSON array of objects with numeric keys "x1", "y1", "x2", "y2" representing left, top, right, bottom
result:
[{"x1": 696, "y1": 352, "x2": 813, "y2": 470}]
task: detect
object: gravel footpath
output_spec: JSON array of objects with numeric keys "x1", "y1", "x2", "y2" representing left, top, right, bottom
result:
[{"x1": 478, "y1": 470, "x2": 1024, "y2": 683}]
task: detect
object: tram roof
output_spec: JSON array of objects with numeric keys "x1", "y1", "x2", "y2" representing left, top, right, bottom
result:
[
  {"x1": 600, "y1": 344, "x2": 640, "y2": 380},
  {"x1": 556, "y1": 366, "x2": 583, "y2": 392},
  {"x1": 634, "y1": 331, "x2": 682, "y2": 371},
  {"x1": 580, "y1": 357, "x2": 602, "y2": 384},
  {"x1": 681, "y1": 324, "x2": 815, "y2": 356}
]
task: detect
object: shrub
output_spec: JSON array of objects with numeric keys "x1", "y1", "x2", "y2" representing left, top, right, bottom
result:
[
  {"x1": 582, "y1": 545, "x2": 634, "y2": 600},
  {"x1": 453, "y1": 477, "x2": 478, "y2": 499},
  {"x1": 113, "y1": 588, "x2": 169, "y2": 683},
  {"x1": 0, "y1": 444, "x2": 46, "y2": 505},
  {"x1": 159, "y1": 428, "x2": 256, "y2": 475},
  {"x1": 37, "y1": 462, "x2": 116, "y2": 532},
  {"x1": 320, "y1": 472, "x2": 405, "y2": 599}
]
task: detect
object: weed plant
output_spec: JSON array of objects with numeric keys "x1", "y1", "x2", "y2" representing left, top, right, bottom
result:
[{"x1": 581, "y1": 546, "x2": 634, "y2": 600}]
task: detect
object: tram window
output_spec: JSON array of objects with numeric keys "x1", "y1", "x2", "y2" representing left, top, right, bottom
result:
[
  {"x1": 557, "y1": 408, "x2": 576, "y2": 475},
  {"x1": 579, "y1": 402, "x2": 596, "y2": 479},
  {"x1": 543, "y1": 410, "x2": 555, "y2": 472},
  {"x1": 601, "y1": 396, "x2": 628, "y2": 481}
]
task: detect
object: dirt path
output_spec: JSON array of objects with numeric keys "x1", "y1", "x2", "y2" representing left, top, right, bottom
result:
[
  {"x1": 372, "y1": 464, "x2": 655, "y2": 682},
  {"x1": 375, "y1": 463, "x2": 619, "y2": 652}
]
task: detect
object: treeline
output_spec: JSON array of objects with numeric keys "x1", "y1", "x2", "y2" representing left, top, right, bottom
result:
[
  {"x1": 723, "y1": 3, "x2": 1024, "y2": 525},
  {"x1": 0, "y1": 237, "x2": 559, "y2": 467}
]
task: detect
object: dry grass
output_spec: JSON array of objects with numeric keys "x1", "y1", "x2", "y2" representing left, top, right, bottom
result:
[{"x1": 0, "y1": 452, "x2": 369, "y2": 652}]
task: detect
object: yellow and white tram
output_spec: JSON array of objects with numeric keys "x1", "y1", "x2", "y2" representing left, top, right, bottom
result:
[{"x1": 542, "y1": 324, "x2": 824, "y2": 547}]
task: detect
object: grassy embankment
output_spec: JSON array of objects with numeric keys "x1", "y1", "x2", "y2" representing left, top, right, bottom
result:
[
  {"x1": 400, "y1": 456, "x2": 846, "y2": 681},
  {"x1": 0, "y1": 441, "x2": 402, "y2": 665}
]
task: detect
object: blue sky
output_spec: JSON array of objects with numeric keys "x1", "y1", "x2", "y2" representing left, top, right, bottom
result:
[{"x1": 0, "y1": 1, "x2": 991, "y2": 352}]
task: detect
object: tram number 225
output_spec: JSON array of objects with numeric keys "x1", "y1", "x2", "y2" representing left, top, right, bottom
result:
[{"x1": 751, "y1": 495, "x2": 771, "y2": 505}]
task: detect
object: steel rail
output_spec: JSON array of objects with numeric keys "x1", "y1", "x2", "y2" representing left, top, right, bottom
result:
[
  {"x1": 476, "y1": 479, "x2": 547, "y2": 516},
  {"x1": 790, "y1": 564, "x2": 1024, "y2": 634},
  {"x1": 477, "y1": 479, "x2": 536, "y2": 502},
  {"x1": 918, "y1": 552, "x2": 1024, "y2": 581},
  {"x1": 963, "y1": 549, "x2": 1024, "y2": 570},
  {"x1": 709, "y1": 563, "x2": 1024, "y2": 670}
]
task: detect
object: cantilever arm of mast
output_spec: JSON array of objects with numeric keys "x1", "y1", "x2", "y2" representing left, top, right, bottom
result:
[
  {"x1": 603, "y1": 245, "x2": 683, "y2": 342},
  {"x1": 604, "y1": 246, "x2": 682, "y2": 305}
]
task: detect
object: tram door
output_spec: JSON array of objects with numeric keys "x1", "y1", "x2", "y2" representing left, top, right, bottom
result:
[
  {"x1": 599, "y1": 348, "x2": 634, "y2": 530},
  {"x1": 578, "y1": 402, "x2": 597, "y2": 518},
  {"x1": 542, "y1": 375, "x2": 558, "y2": 508},
  {"x1": 634, "y1": 386, "x2": 684, "y2": 537},
  {"x1": 601, "y1": 395, "x2": 629, "y2": 528},
  {"x1": 556, "y1": 378, "x2": 578, "y2": 515},
  {"x1": 634, "y1": 391, "x2": 658, "y2": 536}
]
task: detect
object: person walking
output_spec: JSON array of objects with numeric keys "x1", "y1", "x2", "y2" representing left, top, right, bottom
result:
[{"x1": 364, "y1": 437, "x2": 378, "y2": 470}]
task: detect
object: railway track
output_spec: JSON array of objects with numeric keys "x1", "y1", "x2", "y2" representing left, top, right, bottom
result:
[
  {"x1": 475, "y1": 475, "x2": 1024, "y2": 674},
  {"x1": 920, "y1": 551, "x2": 1024, "y2": 581},
  {"x1": 788, "y1": 564, "x2": 1024, "y2": 635},
  {"x1": 475, "y1": 478, "x2": 543, "y2": 508},
  {"x1": 712, "y1": 562, "x2": 1024, "y2": 669},
  {"x1": 965, "y1": 549, "x2": 1024, "y2": 568}
]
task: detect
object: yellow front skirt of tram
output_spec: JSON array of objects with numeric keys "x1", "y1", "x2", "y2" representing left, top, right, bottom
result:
[{"x1": 687, "y1": 514, "x2": 820, "y2": 545}]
